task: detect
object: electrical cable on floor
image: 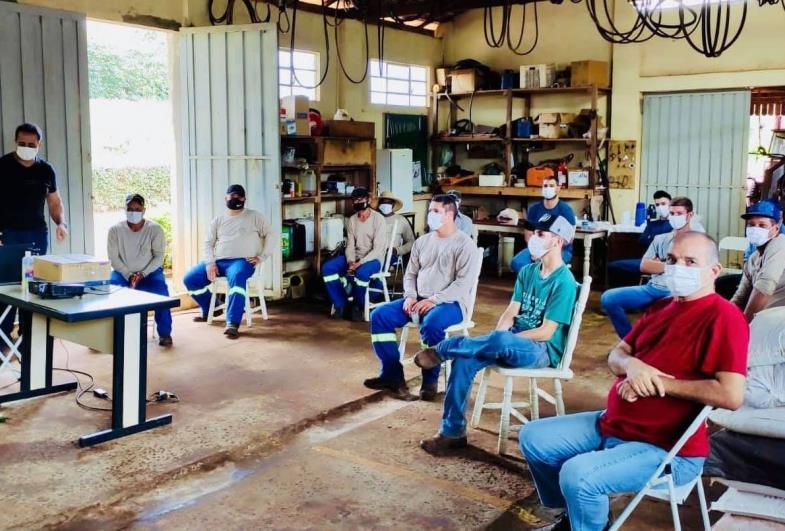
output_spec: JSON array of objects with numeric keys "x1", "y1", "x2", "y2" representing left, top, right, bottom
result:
[{"x1": 54, "y1": 340, "x2": 112, "y2": 412}]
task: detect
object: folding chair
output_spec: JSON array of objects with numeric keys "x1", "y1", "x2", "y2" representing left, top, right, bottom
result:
[
  {"x1": 398, "y1": 247, "x2": 485, "y2": 384},
  {"x1": 718, "y1": 236, "x2": 749, "y2": 275},
  {"x1": 364, "y1": 219, "x2": 400, "y2": 321},
  {"x1": 207, "y1": 262, "x2": 269, "y2": 328},
  {"x1": 0, "y1": 306, "x2": 22, "y2": 377},
  {"x1": 609, "y1": 405, "x2": 713, "y2": 531},
  {"x1": 470, "y1": 276, "x2": 592, "y2": 454}
]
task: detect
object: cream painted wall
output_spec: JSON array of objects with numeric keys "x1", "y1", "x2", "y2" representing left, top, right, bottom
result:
[{"x1": 17, "y1": 0, "x2": 183, "y2": 27}]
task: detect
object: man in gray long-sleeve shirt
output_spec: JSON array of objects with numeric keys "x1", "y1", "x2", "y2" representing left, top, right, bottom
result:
[
  {"x1": 322, "y1": 187, "x2": 388, "y2": 322},
  {"x1": 108, "y1": 193, "x2": 173, "y2": 346},
  {"x1": 183, "y1": 184, "x2": 275, "y2": 339},
  {"x1": 364, "y1": 194, "x2": 481, "y2": 401}
]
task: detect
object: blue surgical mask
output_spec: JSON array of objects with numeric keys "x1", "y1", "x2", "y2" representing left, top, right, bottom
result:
[{"x1": 427, "y1": 212, "x2": 444, "y2": 232}]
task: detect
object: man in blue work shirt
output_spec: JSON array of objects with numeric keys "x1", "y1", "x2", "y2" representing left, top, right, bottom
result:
[
  {"x1": 510, "y1": 176, "x2": 576, "y2": 273},
  {"x1": 607, "y1": 190, "x2": 673, "y2": 286}
]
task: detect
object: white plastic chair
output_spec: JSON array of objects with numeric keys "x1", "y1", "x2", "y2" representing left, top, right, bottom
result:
[
  {"x1": 207, "y1": 262, "x2": 268, "y2": 328},
  {"x1": 470, "y1": 275, "x2": 593, "y2": 454},
  {"x1": 398, "y1": 247, "x2": 485, "y2": 383},
  {"x1": 609, "y1": 405, "x2": 713, "y2": 531},
  {"x1": 0, "y1": 307, "x2": 22, "y2": 378},
  {"x1": 719, "y1": 236, "x2": 749, "y2": 275},
  {"x1": 364, "y1": 219, "x2": 400, "y2": 321}
]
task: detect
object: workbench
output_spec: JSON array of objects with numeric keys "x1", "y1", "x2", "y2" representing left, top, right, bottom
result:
[{"x1": 0, "y1": 285, "x2": 180, "y2": 447}]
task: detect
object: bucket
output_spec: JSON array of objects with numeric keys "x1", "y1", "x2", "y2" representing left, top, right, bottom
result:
[{"x1": 502, "y1": 237, "x2": 516, "y2": 270}]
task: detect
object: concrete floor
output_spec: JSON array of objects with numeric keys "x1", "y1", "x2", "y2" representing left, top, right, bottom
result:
[{"x1": 0, "y1": 276, "x2": 719, "y2": 530}]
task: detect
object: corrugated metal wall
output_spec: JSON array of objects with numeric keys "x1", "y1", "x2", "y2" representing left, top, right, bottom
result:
[
  {"x1": 0, "y1": 2, "x2": 93, "y2": 254},
  {"x1": 178, "y1": 25, "x2": 282, "y2": 297},
  {"x1": 641, "y1": 91, "x2": 750, "y2": 243}
]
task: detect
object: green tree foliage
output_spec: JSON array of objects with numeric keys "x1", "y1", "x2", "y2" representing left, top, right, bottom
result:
[
  {"x1": 93, "y1": 166, "x2": 171, "y2": 211},
  {"x1": 88, "y1": 40, "x2": 169, "y2": 101}
]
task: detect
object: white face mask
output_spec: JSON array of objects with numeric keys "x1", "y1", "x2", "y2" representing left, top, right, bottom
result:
[
  {"x1": 427, "y1": 212, "x2": 444, "y2": 232},
  {"x1": 669, "y1": 214, "x2": 688, "y2": 230},
  {"x1": 746, "y1": 226, "x2": 774, "y2": 247},
  {"x1": 126, "y1": 211, "x2": 144, "y2": 224},
  {"x1": 656, "y1": 204, "x2": 670, "y2": 219},
  {"x1": 16, "y1": 146, "x2": 38, "y2": 161},
  {"x1": 527, "y1": 235, "x2": 552, "y2": 259},
  {"x1": 664, "y1": 264, "x2": 704, "y2": 298},
  {"x1": 542, "y1": 186, "x2": 557, "y2": 200},
  {"x1": 378, "y1": 203, "x2": 393, "y2": 215}
]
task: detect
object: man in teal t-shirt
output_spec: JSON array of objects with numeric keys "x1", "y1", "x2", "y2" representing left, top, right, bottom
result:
[{"x1": 415, "y1": 214, "x2": 578, "y2": 454}]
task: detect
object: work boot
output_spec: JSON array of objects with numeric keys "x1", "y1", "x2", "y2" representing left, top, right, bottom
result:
[
  {"x1": 350, "y1": 306, "x2": 365, "y2": 322},
  {"x1": 389, "y1": 383, "x2": 418, "y2": 401},
  {"x1": 193, "y1": 315, "x2": 207, "y2": 323},
  {"x1": 419, "y1": 383, "x2": 438, "y2": 401},
  {"x1": 532, "y1": 513, "x2": 571, "y2": 531},
  {"x1": 419, "y1": 434, "x2": 468, "y2": 455},
  {"x1": 414, "y1": 347, "x2": 442, "y2": 370},
  {"x1": 224, "y1": 326, "x2": 240, "y2": 339},
  {"x1": 158, "y1": 335, "x2": 173, "y2": 347},
  {"x1": 363, "y1": 376, "x2": 401, "y2": 391}
]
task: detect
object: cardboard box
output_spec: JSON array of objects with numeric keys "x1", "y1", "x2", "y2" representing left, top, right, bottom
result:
[
  {"x1": 281, "y1": 95, "x2": 310, "y2": 136},
  {"x1": 520, "y1": 64, "x2": 555, "y2": 89},
  {"x1": 479, "y1": 174, "x2": 505, "y2": 187},
  {"x1": 450, "y1": 69, "x2": 479, "y2": 93},
  {"x1": 568, "y1": 169, "x2": 591, "y2": 188},
  {"x1": 570, "y1": 60, "x2": 609, "y2": 88},
  {"x1": 324, "y1": 120, "x2": 374, "y2": 139},
  {"x1": 535, "y1": 112, "x2": 575, "y2": 139},
  {"x1": 33, "y1": 254, "x2": 111, "y2": 283}
]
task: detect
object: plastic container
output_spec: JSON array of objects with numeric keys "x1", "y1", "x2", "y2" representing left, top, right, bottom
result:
[
  {"x1": 516, "y1": 117, "x2": 533, "y2": 138},
  {"x1": 21, "y1": 251, "x2": 34, "y2": 300},
  {"x1": 502, "y1": 237, "x2": 516, "y2": 271},
  {"x1": 581, "y1": 215, "x2": 590, "y2": 229},
  {"x1": 635, "y1": 202, "x2": 646, "y2": 226}
]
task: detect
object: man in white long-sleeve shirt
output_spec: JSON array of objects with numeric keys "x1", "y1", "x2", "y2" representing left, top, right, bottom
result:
[
  {"x1": 364, "y1": 194, "x2": 481, "y2": 401},
  {"x1": 322, "y1": 187, "x2": 387, "y2": 321},
  {"x1": 183, "y1": 184, "x2": 275, "y2": 339},
  {"x1": 108, "y1": 193, "x2": 172, "y2": 346}
]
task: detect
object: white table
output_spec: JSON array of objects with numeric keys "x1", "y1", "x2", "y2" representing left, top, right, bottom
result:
[
  {"x1": 0, "y1": 285, "x2": 179, "y2": 447},
  {"x1": 475, "y1": 222, "x2": 608, "y2": 277}
]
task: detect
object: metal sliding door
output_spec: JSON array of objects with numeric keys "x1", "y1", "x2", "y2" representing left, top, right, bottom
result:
[
  {"x1": 0, "y1": 2, "x2": 93, "y2": 254},
  {"x1": 179, "y1": 24, "x2": 282, "y2": 298},
  {"x1": 641, "y1": 90, "x2": 750, "y2": 242}
]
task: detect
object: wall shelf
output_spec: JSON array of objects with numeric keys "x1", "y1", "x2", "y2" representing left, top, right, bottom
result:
[{"x1": 444, "y1": 185, "x2": 592, "y2": 200}]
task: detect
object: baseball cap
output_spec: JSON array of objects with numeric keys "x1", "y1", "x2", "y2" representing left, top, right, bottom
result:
[
  {"x1": 741, "y1": 199, "x2": 782, "y2": 222},
  {"x1": 125, "y1": 193, "x2": 145, "y2": 207},
  {"x1": 226, "y1": 184, "x2": 246, "y2": 196},
  {"x1": 351, "y1": 187, "x2": 369, "y2": 199},
  {"x1": 534, "y1": 214, "x2": 575, "y2": 242}
]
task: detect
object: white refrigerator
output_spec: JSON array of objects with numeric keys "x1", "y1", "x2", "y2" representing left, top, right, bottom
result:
[{"x1": 376, "y1": 149, "x2": 414, "y2": 214}]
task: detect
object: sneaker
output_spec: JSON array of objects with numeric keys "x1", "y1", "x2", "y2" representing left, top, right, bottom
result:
[
  {"x1": 419, "y1": 434, "x2": 468, "y2": 455},
  {"x1": 419, "y1": 383, "x2": 438, "y2": 401},
  {"x1": 158, "y1": 335, "x2": 173, "y2": 347},
  {"x1": 414, "y1": 348, "x2": 442, "y2": 370},
  {"x1": 224, "y1": 326, "x2": 239, "y2": 339}
]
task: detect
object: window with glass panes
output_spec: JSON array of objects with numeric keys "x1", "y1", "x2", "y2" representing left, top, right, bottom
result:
[
  {"x1": 279, "y1": 50, "x2": 319, "y2": 101},
  {"x1": 369, "y1": 60, "x2": 428, "y2": 107}
]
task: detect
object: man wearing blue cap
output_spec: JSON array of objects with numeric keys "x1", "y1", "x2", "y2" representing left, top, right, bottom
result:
[
  {"x1": 183, "y1": 184, "x2": 275, "y2": 339},
  {"x1": 731, "y1": 199, "x2": 785, "y2": 321}
]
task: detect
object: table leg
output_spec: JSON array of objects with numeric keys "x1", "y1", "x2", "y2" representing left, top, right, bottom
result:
[
  {"x1": 79, "y1": 311, "x2": 171, "y2": 447},
  {"x1": 583, "y1": 237, "x2": 593, "y2": 280},
  {"x1": 0, "y1": 311, "x2": 77, "y2": 403},
  {"x1": 497, "y1": 234, "x2": 503, "y2": 277}
]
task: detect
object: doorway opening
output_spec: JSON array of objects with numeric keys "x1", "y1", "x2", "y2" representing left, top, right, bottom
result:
[
  {"x1": 748, "y1": 88, "x2": 785, "y2": 208},
  {"x1": 86, "y1": 20, "x2": 176, "y2": 277}
]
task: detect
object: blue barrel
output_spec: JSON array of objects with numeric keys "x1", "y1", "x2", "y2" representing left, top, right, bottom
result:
[{"x1": 635, "y1": 202, "x2": 646, "y2": 226}]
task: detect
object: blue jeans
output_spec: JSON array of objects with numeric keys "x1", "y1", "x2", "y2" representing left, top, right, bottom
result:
[
  {"x1": 607, "y1": 258, "x2": 641, "y2": 275},
  {"x1": 370, "y1": 298, "x2": 463, "y2": 386},
  {"x1": 511, "y1": 248, "x2": 573, "y2": 274},
  {"x1": 183, "y1": 258, "x2": 256, "y2": 327},
  {"x1": 519, "y1": 411, "x2": 704, "y2": 531},
  {"x1": 322, "y1": 255, "x2": 381, "y2": 312},
  {"x1": 600, "y1": 283, "x2": 670, "y2": 338},
  {"x1": 0, "y1": 228, "x2": 48, "y2": 339},
  {"x1": 110, "y1": 268, "x2": 172, "y2": 337},
  {"x1": 436, "y1": 330, "x2": 551, "y2": 438}
]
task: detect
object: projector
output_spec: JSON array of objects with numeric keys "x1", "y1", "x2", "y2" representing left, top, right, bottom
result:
[{"x1": 28, "y1": 281, "x2": 85, "y2": 299}]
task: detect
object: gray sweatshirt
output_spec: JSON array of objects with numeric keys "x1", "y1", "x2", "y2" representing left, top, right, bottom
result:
[
  {"x1": 204, "y1": 208, "x2": 275, "y2": 264},
  {"x1": 732, "y1": 234, "x2": 785, "y2": 310},
  {"x1": 404, "y1": 229, "x2": 480, "y2": 319},
  {"x1": 384, "y1": 213, "x2": 415, "y2": 256},
  {"x1": 346, "y1": 209, "x2": 387, "y2": 265},
  {"x1": 107, "y1": 219, "x2": 166, "y2": 280}
]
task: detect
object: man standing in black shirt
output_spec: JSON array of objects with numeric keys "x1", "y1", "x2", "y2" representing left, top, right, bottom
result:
[{"x1": 0, "y1": 123, "x2": 68, "y2": 344}]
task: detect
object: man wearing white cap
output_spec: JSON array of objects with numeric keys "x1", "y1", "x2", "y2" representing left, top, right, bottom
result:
[{"x1": 416, "y1": 214, "x2": 578, "y2": 453}]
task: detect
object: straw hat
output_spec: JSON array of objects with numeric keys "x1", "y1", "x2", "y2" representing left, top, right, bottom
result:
[{"x1": 373, "y1": 191, "x2": 403, "y2": 213}]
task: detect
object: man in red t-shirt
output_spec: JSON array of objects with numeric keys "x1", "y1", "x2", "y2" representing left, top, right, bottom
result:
[{"x1": 519, "y1": 232, "x2": 748, "y2": 531}]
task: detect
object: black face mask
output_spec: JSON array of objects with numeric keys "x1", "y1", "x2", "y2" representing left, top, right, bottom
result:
[
  {"x1": 227, "y1": 198, "x2": 245, "y2": 210},
  {"x1": 353, "y1": 201, "x2": 369, "y2": 213}
]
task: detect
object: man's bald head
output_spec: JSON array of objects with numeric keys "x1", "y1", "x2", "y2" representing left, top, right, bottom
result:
[{"x1": 670, "y1": 231, "x2": 720, "y2": 266}]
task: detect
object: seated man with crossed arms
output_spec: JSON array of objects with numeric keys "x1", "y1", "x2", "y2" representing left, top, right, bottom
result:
[{"x1": 520, "y1": 232, "x2": 748, "y2": 531}]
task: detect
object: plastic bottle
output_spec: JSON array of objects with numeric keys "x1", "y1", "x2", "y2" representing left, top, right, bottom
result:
[
  {"x1": 635, "y1": 202, "x2": 646, "y2": 227},
  {"x1": 21, "y1": 251, "x2": 34, "y2": 300},
  {"x1": 557, "y1": 161, "x2": 568, "y2": 188},
  {"x1": 581, "y1": 214, "x2": 590, "y2": 230}
]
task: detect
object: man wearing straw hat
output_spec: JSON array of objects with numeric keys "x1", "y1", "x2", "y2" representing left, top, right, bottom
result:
[{"x1": 374, "y1": 191, "x2": 415, "y2": 259}]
